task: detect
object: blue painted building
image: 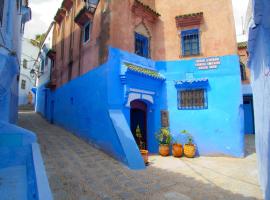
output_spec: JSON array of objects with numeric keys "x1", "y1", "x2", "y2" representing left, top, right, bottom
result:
[
  {"x1": 247, "y1": 0, "x2": 270, "y2": 199},
  {"x1": 0, "y1": 1, "x2": 53, "y2": 199},
  {"x1": 36, "y1": 0, "x2": 244, "y2": 170},
  {"x1": 35, "y1": 22, "x2": 55, "y2": 119},
  {"x1": 0, "y1": 0, "x2": 31, "y2": 123}
]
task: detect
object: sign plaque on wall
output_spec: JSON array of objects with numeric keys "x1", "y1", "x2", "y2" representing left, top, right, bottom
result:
[
  {"x1": 195, "y1": 57, "x2": 221, "y2": 70},
  {"x1": 161, "y1": 110, "x2": 169, "y2": 127}
]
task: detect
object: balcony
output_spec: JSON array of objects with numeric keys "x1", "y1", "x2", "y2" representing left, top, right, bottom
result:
[
  {"x1": 62, "y1": 0, "x2": 73, "y2": 11},
  {"x1": 132, "y1": 0, "x2": 160, "y2": 23},
  {"x1": 46, "y1": 49, "x2": 56, "y2": 60},
  {"x1": 45, "y1": 79, "x2": 57, "y2": 90},
  {"x1": 54, "y1": 8, "x2": 66, "y2": 24},
  {"x1": 74, "y1": 0, "x2": 98, "y2": 27}
]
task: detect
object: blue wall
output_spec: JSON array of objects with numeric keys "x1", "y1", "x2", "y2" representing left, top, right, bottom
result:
[
  {"x1": 0, "y1": 121, "x2": 53, "y2": 200},
  {"x1": 157, "y1": 55, "x2": 244, "y2": 157},
  {"x1": 37, "y1": 49, "x2": 147, "y2": 169},
  {"x1": 35, "y1": 84, "x2": 50, "y2": 119},
  {"x1": 248, "y1": 1, "x2": 270, "y2": 197},
  {"x1": 36, "y1": 47, "x2": 244, "y2": 169}
]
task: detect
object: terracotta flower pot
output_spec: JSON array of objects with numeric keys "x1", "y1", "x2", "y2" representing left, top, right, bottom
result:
[
  {"x1": 159, "y1": 144, "x2": 170, "y2": 156},
  {"x1": 184, "y1": 144, "x2": 196, "y2": 158},
  {"x1": 140, "y1": 149, "x2": 148, "y2": 164},
  {"x1": 172, "y1": 144, "x2": 183, "y2": 157}
]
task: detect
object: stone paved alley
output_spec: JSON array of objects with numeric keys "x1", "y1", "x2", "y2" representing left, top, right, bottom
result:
[{"x1": 18, "y1": 111, "x2": 263, "y2": 200}]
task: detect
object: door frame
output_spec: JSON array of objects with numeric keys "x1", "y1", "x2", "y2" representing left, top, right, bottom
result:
[{"x1": 130, "y1": 100, "x2": 148, "y2": 149}]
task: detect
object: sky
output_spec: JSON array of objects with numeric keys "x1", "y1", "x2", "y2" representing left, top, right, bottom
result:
[{"x1": 24, "y1": 0, "x2": 250, "y2": 42}]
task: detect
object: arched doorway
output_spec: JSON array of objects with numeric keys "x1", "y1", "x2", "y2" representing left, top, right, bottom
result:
[{"x1": 130, "y1": 100, "x2": 147, "y2": 150}]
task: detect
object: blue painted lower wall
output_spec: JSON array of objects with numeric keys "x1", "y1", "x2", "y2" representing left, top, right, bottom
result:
[
  {"x1": 157, "y1": 55, "x2": 244, "y2": 157},
  {"x1": 36, "y1": 47, "x2": 244, "y2": 169},
  {"x1": 0, "y1": 120, "x2": 53, "y2": 200},
  {"x1": 0, "y1": 53, "x2": 19, "y2": 123},
  {"x1": 248, "y1": 24, "x2": 270, "y2": 199}
]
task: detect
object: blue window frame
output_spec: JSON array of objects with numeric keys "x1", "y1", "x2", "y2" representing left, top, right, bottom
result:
[
  {"x1": 135, "y1": 32, "x2": 149, "y2": 58},
  {"x1": 177, "y1": 89, "x2": 207, "y2": 110},
  {"x1": 83, "y1": 22, "x2": 91, "y2": 43},
  {"x1": 240, "y1": 62, "x2": 247, "y2": 81},
  {"x1": 41, "y1": 59, "x2": 45, "y2": 72},
  {"x1": 0, "y1": 0, "x2": 4, "y2": 25},
  {"x1": 181, "y1": 29, "x2": 200, "y2": 56}
]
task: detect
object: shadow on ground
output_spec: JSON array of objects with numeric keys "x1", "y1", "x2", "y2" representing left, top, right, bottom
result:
[{"x1": 18, "y1": 112, "x2": 262, "y2": 200}]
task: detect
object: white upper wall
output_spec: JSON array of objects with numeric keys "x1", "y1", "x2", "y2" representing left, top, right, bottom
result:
[{"x1": 36, "y1": 23, "x2": 54, "y2": 87}]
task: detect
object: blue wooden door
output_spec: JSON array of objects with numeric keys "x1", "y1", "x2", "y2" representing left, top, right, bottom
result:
[{"x1": 243, "y1": 96, "x2": 255, "y2": 134}]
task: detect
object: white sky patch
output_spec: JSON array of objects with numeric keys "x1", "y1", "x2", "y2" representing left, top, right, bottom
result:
[
  {"x1": 24, "y1": 0, "x2": 249, "y2": 42},
  {"x1": 232, "y1": 0, "x2": 249, "y2": 42},
  {"x1": 24, "y1": 0, "x2": 62, "y2": 39}
]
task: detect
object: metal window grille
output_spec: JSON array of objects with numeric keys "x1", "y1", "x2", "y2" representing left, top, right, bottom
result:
[
  {"x1": 178, "y1": 89, "x2": 206, "y2": 109},
  {"x1": 135, "y1": 33, "x2": 149, "y2": 58},
  {"x1": 182, "y1": 30, "x2": 200, "y2": 56},
  {"x1": 0, "y1": 0, "x2": 4, "y2": 25},
  {"x1": 83, "y1": 23, "x2": 91, "y2": 43},
  {"x1": 23, "y1": 59, "x2": 27, "y2": 69},
  {"x1": 240, "y1": 63, "x2": 247, "y2": 81},
  {"x1": 21, "y1": 80, "x2": 26, "y2": 90}
]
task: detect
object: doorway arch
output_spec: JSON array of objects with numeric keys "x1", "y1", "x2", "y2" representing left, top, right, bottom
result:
[{"x1": 130, "y1": 100, "x2": 148, "y2": 150}]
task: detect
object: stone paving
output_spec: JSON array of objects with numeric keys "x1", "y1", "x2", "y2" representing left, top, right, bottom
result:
[{"x1": 18, "y1": 111, "x2": 263, "y2": 200}]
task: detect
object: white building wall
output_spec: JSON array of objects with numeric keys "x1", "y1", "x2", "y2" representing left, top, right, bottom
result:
[
  {"x1": 19, "y1": 38, "x2": 39, "y2": 105},
  {"x1": 36, "y1": 23, "x2": 54, "y2": 87}
]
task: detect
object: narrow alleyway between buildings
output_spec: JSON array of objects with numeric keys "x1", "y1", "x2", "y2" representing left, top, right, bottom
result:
[{"x1": 18, "y1": 111, "x2": 263, "y2": 200}]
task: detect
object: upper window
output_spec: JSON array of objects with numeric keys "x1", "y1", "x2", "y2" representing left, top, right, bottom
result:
[
  {"x1": 240, "y1": 62, "x2": 247, "y2": 81},
  {"x1": 181, "y1": 29, "x2": 200, "y2": 57},
  {"x1": 83, "y1": 22, "x2": 91, "y2": 43},
  {"x1": 23, "y1": 59, "x2": 27, "y2": 69},
  {"x1": 16, "y1": 0, "x2": 22, "y2": 12},
  {"x1": 178, "y1": 89, "x2": 207, "y2": 110},
  {"x1": 40, "y1": 59, "x2": 45, "y2": 72},
  {"x1": 135, "y1": 32, "x2": 149, "y2": 58},
  {"x1": 45, "y1": 56, "x2": 49, "y2": 66},
  {"x1": 21, "y1": 80, "x2": 26, "y2": 90},
  {"x1": 0, "y1": 0, "x2": 4, "y2": 25}
]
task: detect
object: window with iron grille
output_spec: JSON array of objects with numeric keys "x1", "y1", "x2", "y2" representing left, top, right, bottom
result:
[
  {"x1": 135, "y1": 32, "x2": 149, "y2": 58},
  {"x1": 23, "y1": 59, "x2": 27, "y2": 69},
  {"x1": 178, "y1": 89, "x2": 207, "y2": 109},
  {"x1": 181, "y1": 29, "x2": 200, "y2": 56},
  {"x1": 0, "y1": 0, "x2": 4, "y2": 25},
  {"x1": 240, "y1": 62, "x2": 247, "y2": 81},
  {"x1": 16, "y1": 0, "x2": 22, "y2": 12},
  {"x1": 83, "y1": 22, "x2": 91, "y2": 43},
  {"x1": 21, "y1": 80, "x2": 26, "y2": 90}
]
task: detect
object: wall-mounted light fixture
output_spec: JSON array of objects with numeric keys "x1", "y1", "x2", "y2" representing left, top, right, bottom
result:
[{"x1": 30, "y1": 68, "x2": 43, "y2": 79}]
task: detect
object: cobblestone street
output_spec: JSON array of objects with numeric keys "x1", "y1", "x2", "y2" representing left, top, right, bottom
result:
[{"x1": 18, "y1": 112, "x2": 263, "y2": 200}]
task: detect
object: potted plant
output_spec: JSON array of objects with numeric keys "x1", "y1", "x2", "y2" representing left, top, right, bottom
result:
[
  {"x1": 181, "y1": 130, "x2": 196, "y2": 158},
  {"x1": 135, "y1": 125, "x2": 148, "y2": 164},
  {"x1": 172, "y1": 138, "x2": 183, "y2": 157},
  {"x1": 156, "y1": 127, "x2": 172, "y2": 156}
]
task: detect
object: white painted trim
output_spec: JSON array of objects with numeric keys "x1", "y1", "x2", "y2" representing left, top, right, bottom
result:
[{"x1": 129, "y1": 88, "x2": 155, "y2": 95}]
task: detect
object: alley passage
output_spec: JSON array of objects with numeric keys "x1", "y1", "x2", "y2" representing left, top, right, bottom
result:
[{"x1": 18, "y1": 112, "x2": 262, "y2": 200}]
